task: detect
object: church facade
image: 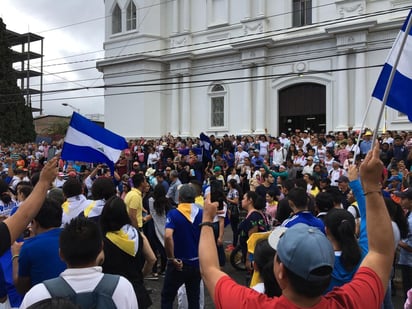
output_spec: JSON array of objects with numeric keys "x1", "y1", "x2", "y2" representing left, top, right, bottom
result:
[{"x1": 97, "y1": 0, "x2": 412, "y2": 138}]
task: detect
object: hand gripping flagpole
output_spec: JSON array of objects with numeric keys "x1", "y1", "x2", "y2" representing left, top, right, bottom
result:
[{"x1": 372, "y1": 13, "x2": 412, "y2": 147}]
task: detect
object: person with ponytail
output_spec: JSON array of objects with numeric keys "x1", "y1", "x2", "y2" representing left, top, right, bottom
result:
[
  {"x1": 324, "y1": 208, "x2": 363, "y2": 292},
  {"x1": 251, "y1": 239, "x2": 281, "y2": 297}
]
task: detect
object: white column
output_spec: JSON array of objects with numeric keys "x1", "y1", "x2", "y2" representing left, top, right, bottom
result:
[
  {"x1": 255, "y1": 65, "x2": 266, "y2": 134},
  {"x1": 172, "y1": 0, "x2": 179, "y2": 33},
  {"x1": 242, "y1": 67, "x2": 252, "y2": 134},
  {"x1": 183, "y1": 0, "x2": 190, "y2": 32},
  {"x1": 336, "y1": 53, "x2": 348, "y2": 131},
  {"x1": 257, "y1": 0, "x2": 265, "y2": 16},
  {"x1": 181, "y1": 75, "x2": 191, "y2": 137},
  {"x1": 170, "y1": 76, "x2": 180, "y2": 136},
  {"x1": 354, "y1": 50, "x2": 366, "y2": 130},
  {"x1": 207, "y1": 0, "x2": 213, "y2": 25},
  {"x1": 244, "y1": 0, "x2": 251, "y2": 19}
]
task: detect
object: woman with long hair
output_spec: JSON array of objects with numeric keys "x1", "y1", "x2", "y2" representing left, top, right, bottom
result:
[
  {"x1": 252, "y1": 239, "x2": 282, "y2": 297},
  {"x1": 226, "y1": 179, "x2": 242, "y2": 248},
  {"x1": 238, "y1": 191, "x2": 268, "y2": 269},
  {"x1": 286, "y1": 144, "x2": 297, "y2": 162},
  {"x1": 383, "y1": 197, "x2": 409, "y2": 309},
  {"x1": 324, "y1": 208, "x2": 362, "y2": 292},
  {"x1": 100, "y1": 196, "x2": 155, "y2": 309},
  {"x1": 147, "y1": 184, "x2": 171, "y2": 275}
]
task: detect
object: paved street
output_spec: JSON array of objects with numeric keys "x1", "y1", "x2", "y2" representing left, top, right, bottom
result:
[{"x1": 144, "y1": 226, "x2": 406, "y2": 308}]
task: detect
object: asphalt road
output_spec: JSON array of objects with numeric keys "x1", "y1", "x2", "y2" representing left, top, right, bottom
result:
[{"x1": 144, "y1": 226, "x2": 406, "y2": 309}]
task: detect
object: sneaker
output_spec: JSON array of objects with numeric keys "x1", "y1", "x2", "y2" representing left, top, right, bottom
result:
[{"x1": 145, "y1": 273, "x2": 159, "y2": 280}]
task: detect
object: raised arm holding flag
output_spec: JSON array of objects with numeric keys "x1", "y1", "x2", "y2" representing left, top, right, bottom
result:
[{"x1": 371, "y1": 9, "x2": 412, "y2": 142}]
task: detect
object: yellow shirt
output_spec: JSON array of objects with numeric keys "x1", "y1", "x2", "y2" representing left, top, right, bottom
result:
[{"x1": 124, "y1": 188, "x2": 143, "y2": 228}]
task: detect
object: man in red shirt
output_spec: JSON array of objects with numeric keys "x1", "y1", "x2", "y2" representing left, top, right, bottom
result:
[{"x1": 199, "y1": 141, "x2": 393, "y2": 308}]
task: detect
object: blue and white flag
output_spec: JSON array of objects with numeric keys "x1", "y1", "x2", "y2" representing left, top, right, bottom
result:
[
  {"x1": 199, "y1": 132, "x2": 212, "y2": 162},
  {"x1": 61, "y1": 112, "x2": 128, "y2": 171},
  {"x1": 372, "y1": 9, "x2": 412, "y2": 121}
]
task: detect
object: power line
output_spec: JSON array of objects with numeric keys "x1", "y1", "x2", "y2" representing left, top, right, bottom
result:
[
  {"x1": 2, "y1": 37, "x2": 395, "y2": 93},
  {"x1": 12, "y1": 5, "x2": 407, "y2": 97},
  {"x1": 3, "y1": 5, "x2": 409, "y2": 101},
  {"x1": 3, "y1": 63, "x2": 383, "y2": 106},
  {"x1": 28, "y1": 4, "x2": 411, "y2": 70}
]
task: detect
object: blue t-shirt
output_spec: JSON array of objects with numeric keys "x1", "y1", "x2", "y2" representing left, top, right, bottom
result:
[
  {"x1": 19, "y1": 228, "x2": 66, "y2": 286},
  {"x1": 0, "y1": 250, "x2": 23, "y2": 307},
  {"x1": 282, "y1": 211, "x2": 325, "y2": 234},
  {"x1": 165, "y1": 204, "x2": 202, "y2": 267}
]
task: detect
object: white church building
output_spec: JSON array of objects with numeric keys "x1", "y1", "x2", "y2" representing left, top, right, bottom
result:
[{"x1": 97, "y1": 0, "x2": 412, "y2": 138}]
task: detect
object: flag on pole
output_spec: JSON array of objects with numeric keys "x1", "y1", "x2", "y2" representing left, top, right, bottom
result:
[
  {"x1": 61, "y1": 112, "x2": 128, "y2": 172},
  {"x1": 372, "y1": 9, "x2": 412, "y2": 121},
  {"x1": 199, "y1": 132, "x2": 212, "y2": 162}
]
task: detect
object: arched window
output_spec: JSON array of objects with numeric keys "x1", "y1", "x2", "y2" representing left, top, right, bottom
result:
[
  {"x1": 112, "y1": 3, "x2": 122, "y2": 34},
  {"x1": 126, "y1": 1, "x2": 137, "y2": 31},
  {"x1": 209, "y1": 83, "x2": 227, "y2": 129}
]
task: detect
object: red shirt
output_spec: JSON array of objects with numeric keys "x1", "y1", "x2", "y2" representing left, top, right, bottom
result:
[{"x1": 215, "y1": 267, "x2": 383, "y2": 308}]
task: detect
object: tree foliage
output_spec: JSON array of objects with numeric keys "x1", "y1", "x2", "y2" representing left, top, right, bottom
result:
[
  {"x1": 0, "y1": 18, "x2": 36, "y2": 144},
  {"x1": 42, "y1": 119, "x2": 69, "y2": 140}
]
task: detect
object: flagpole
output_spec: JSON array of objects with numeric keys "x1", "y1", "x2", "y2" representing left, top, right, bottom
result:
[
  {"x1": 372, "y1": 13, "x2": 412, "y2": 146},
  {"x1": 352, "y1": 97, "x2": 374, "y2": 163}
]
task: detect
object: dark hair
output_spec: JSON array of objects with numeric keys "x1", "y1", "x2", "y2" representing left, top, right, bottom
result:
[
  {"x1": 0, "y1": 179, "x2": 11, "y2": 204},
  {"x1": 277, "y1": 255, "x2": 331, "y2": 297},
  {"x1": 131, "y1": 173, "x2": 146, "y2": 188},
  {"x1": 324, "y1": 208, "x2": 361, "y2": 271},
  {"x1": 100, "y1": 196, "x2": 132, "y2": 233},
  {"x1": 60, "y1": 217, "x2": 102, "y2": 267},
  {"x1": 315, "y1": 192, "x2": 334, "y2": 213},
  {"x1": 254, "y1": 240, "x2": 281, "y2": 297},
  {"x1": 294, "y1": 178, "x2": 307, "y2": 190},
  {"x1": 245, "y1": 191, "x2": 265, "y2": 210},
  {"x1": 153, "y1": 184, "x2": 170, "y2": 217},
  {"x1": 30, "y1": 172, "x2": 41, "y2": 187},
  {"x1": 266, "y1": 190, "x2": 277, "y2": 200},
  {"x1": 384, "y1": 198, "x2": 409, "y2": 239},
  {"x1": 91, "y1": 177, "x2": 116, "y2": 200},
  {"x1": 324, "y1": 187, "x2": 343, "y2": 206},
  {"x1": 287, "y1": 187, "x2": 308, "y2": 210},
  {"x1": 17, "y1": 184, "x2": 33, "y2": 200},
  {"x1": 228, "y1": 179, "x2": 237, "y2": 189},
  {"x1": 62, "y1": 178, "x2": 83, "y2": 198},
  {"x1": 189, "y1": 179, "x2": 202, "y2": 197},
  {"x1": 48, "y1": 188, "x2": 65, "y2": 206},
  {"x1": 282, "y1": 179, "x2": 295, "y2": 192},
  {"x1": 34, "y1": 198, "x2": 62, "y2": 229}
]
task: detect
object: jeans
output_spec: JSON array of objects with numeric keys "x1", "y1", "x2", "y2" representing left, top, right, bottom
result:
[
  {"x1": 400, "y1": 264, "x2": 412, "y2": 300},
  {"x1": 212, "y1": 222, "x2": 226, "y2": 267},
  {"x1": 161, "y1": 261, "x2": 201, "y2": 309}
]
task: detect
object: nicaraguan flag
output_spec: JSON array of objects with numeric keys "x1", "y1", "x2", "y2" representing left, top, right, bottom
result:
[
  {"x1": 372, "y1": 9, "x2": 412, "y2": 121},
  {"x1": 199, "y1": 132, "x2": 212, "y2": 162},
  {"x1": 61, "y1": 112, "x2": 128, "y2": 171}
]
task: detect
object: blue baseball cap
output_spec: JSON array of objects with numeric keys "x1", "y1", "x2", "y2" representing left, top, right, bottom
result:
[{"x1": 269, "y1": 223, "x2": 334, "y2": 281}]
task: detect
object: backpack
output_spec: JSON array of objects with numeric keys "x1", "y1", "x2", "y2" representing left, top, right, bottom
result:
[{"x1": 43, "y1": 274, "x2": 119, "y2": 309}]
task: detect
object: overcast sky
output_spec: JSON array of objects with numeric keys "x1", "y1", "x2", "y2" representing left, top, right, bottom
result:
[{"x1": 0, "y1": 0, "x2": 105, "y2": 117}]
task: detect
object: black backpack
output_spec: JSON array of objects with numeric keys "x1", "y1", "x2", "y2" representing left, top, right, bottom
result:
[{"x1": 43, "y1": 274, "x2": 119, "y2": 309}]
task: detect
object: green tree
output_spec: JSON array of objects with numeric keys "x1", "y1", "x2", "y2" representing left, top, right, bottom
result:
[
  {"x1": 42, "y1": 119, "x2": 69, "y2": 140},
  {"x1": 0, "y1": 18, "x2": 36, "y2": 144}
]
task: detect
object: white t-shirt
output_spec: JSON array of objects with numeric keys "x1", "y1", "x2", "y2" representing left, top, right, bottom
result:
[{"x1": 20, "y1": 267, "x2": 138, "y2": 309}]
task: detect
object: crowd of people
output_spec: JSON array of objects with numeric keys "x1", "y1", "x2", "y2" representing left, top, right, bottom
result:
[{"x1": 0, "y1": 128, "x2": 412, "y2": 308}]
